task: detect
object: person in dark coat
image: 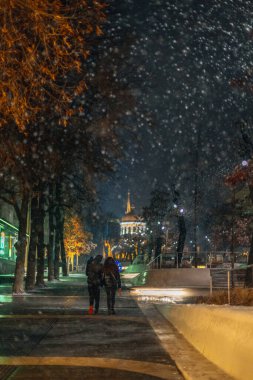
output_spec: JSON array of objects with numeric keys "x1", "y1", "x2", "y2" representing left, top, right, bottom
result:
[
  {"x1": 86, "y1": 255, "x2": 103, "y2": 315},
  {"x1": 102, "y1": 257, "x2": 121, "y2": 315},
  {"x1": 85, "y1": 256, "x2": 93, "y2": 276}
]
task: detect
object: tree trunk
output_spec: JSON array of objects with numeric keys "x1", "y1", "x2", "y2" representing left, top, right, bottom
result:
[
  {"x1": 54, "y1": 227, "x2": 60, "y2": 280},
  {"x1": 193, "y1": 127, "x2": 201, "y2": 268},
  {"x1": 13, "y1": 191, "x2": 29, "y2": 294},
  {"x1": 35, "y1": 191, "x2": 46, "y2": 287},
  {"x1": 147, "y1": 234, "x2": 153, "y2": 262},
  {"x1": 48, "y1": 183, "x2": 55, "y2": 281},
  {"x1": 67, "y1": 257, "x2": 70, "y2": 274},
  {"x1": 71, "y1": 255, "x2": 74, "y2": 272},
  {"x1": 25, "y1": 195, "x2": 39, "y2": 290},
  {"x1": 60, "y1": 213, "x2": 68, "y2": 276},
  {"x1": 155, "y1": 236, "x2": 162, "y2": 268},
  {"x1": 76, "y1": 254, "x2": 79, "y2": 272},
  {"x1": 54, "y1": 181, "x2": 68, "y2": 277},
  {"x1": 54, "y1": 182, "x2": 61, "y2": 279},
  {"x1": 176, "y1": 215, "x2": 186, "y2": 267},
  {"x1": 60, "y1": 235, "x2": 68, "y2": 276}
]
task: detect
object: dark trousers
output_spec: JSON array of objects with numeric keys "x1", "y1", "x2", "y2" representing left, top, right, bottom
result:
[
  {"x1": 105, "y1": 286, "x2": 117, "y2": 311},
  {"x1": 88, "y1": 285, "x2": 100, "y2": 310}
]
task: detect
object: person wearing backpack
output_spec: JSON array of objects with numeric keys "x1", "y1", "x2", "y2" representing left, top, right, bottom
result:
[
  {"x1": 85, "y1": 256, "x2": 93, "y2": 276},
  {"x1": 102, "y1": 257, "x2": 122, "y2": 315},
  {"x1": 86, "y1": 254, "x2": 103, "y2": 315}
]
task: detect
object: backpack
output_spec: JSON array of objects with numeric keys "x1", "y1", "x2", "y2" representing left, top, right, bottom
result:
[
  {"x1": 87, "y1": 262, "x2": 102, "y2": 286},
  {"x1": 103, "y1": 271, "x2": 117, "y2": 287},
  {"x1": 88, "y1": 271, "x2": 101, "y2": 286}
]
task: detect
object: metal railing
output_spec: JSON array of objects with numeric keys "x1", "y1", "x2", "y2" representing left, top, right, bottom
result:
[
  {"x1": 145, "y1": 251, "x2": 249, "y2": 269},
  {"x1": 210, "y1": 264, "x2": 253, "y2": 304},
  {"x1": 146, "y1": 254, "x2": 163, "y2": 269},
  {"x1": 147, "y1": 252, "x2": 204, "y2": 269}
]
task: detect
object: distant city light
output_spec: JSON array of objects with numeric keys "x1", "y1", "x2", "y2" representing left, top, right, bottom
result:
[
  {"x1": 242, "y1": 160, "x2": 248, "y2": 167},
  {"x1": 180, "y1": 208, "x2": 184, "y2": 213},
  {"x1": 173, "y1": 204, "x2": 177, "y2": 208}
]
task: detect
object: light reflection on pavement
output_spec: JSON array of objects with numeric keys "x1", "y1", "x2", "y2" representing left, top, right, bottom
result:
[
  {"x1": 130, "y1": 287, "x2": 209, "y2": 304},
  {"x1": 134, "y1": 296, "x2": 178, "y2": 304},
  {"x1": 0, "y1": 295, "x2": 13, "y2": 303}
]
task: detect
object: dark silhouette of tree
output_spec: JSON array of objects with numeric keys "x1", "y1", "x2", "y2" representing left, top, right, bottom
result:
[
  {"x1": 172, "y1": 188, "x2": 187, "y2": 267},
  {"x1": 143, "y1": 186, "x2": 187, "y2": 267},
  {"x1": 225, "y1": 120, "x2": 253, "y2": 285},
  {"x1": 0, "y1": 2, "x2": 136, "y2": 294},
  {"x1": 143, "y1": 188, "x2": 171, "y2": 265}
]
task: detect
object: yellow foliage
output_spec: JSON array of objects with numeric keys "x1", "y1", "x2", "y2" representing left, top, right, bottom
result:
[{"x1": 64, "y1": 213, "x2": 93, "y2": 260}]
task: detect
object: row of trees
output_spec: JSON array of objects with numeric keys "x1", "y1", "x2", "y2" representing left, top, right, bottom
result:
[
  {"x1": 0, "y1": 1, "x2": 132, "y2": 293},
  {"x1": 223, "y1": 123, "x2": 253, "y2": 285}
]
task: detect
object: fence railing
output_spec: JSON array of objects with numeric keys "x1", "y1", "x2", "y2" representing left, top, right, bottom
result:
[
  {"x1": 147, "y1": 254, "x2": 163, "y2": 269},
  {"x1": 144, "y1": 251, "x2": 249, "y2": 269},
  {"x1": 147, "y1": 252, "x2": 208, "y2": 269},
  {"x1": 210, "y1": 264, "x2": 253, "y2": 304}
]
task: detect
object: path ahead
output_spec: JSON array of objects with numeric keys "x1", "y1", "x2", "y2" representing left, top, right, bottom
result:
[{"x1": 0, "y1": 274, "x2": 183, "y2": 380}]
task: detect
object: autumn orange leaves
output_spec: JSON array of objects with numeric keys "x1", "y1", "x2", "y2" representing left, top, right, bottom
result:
[{"x1": 0, "y1": 0, "x2": 106, "y2": 130}]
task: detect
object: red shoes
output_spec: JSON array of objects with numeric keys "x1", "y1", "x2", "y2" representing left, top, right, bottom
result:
[{"x1": 88, "y1": 306, "x2": 93, "y2": 315}]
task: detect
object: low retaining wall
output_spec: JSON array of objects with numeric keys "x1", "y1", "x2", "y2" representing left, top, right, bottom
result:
[
  {"x1": 158, "y1": 304, "x2": 253, "y2": 380},
  {"x1": 146, "y1": 268, "x2": 210, "y2": 287}
]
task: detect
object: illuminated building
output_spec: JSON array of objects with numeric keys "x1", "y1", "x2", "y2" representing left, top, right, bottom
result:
[{"x1": 120, "y1": 192, "x2": 146, "y2": 236}]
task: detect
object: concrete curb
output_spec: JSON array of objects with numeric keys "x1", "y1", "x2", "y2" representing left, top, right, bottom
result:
[{"x1": 138, "y1": 302, "x2": 233, "y2": 380}]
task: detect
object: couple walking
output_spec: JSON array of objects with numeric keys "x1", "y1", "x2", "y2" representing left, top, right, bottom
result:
[{"x1": 86, "y1": 255, "x2": 122, "y2": 315}]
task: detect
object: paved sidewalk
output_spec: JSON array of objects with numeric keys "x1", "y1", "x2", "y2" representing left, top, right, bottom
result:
[
  {"x1": 0, "y1": 274, "x2": 183, "y2": 380},
  {"x1": 0, "y1": 274, "x2": 234, "y2": 380}
]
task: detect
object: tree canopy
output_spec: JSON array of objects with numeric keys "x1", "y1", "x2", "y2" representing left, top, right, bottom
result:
[{"x1": 0, "y1": 0, "x2": 106, "y2": 130}]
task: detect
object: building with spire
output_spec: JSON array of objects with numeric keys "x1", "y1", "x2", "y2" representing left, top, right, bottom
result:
[{"x1": 120, "y1": 192, "x2": 146, "y2": 236}]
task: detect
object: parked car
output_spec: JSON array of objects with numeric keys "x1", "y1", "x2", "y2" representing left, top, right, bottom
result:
[{"x1": 191, "y1": 257, "x2": 206, "y2": 268}]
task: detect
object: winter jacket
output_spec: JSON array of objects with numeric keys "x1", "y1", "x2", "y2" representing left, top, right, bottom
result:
[
  {"x1": 87, "y1": 256, "x2": 103, "y2": 286},
  {"x1": 86, "y1": 257, "x2": 93, "y2": 276},
  {"x1": 102, "y1": 265, "x2": 121, "y2": 288}
]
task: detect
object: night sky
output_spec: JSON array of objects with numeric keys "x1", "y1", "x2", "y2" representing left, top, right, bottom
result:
[{"x1": 97, "y1": 0, "x2": 253, "y2": 231}]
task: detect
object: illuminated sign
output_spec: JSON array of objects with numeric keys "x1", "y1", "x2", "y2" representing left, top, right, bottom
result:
[{"x1": 0, "y1": 231, "x2": 5, "y2": 250}]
